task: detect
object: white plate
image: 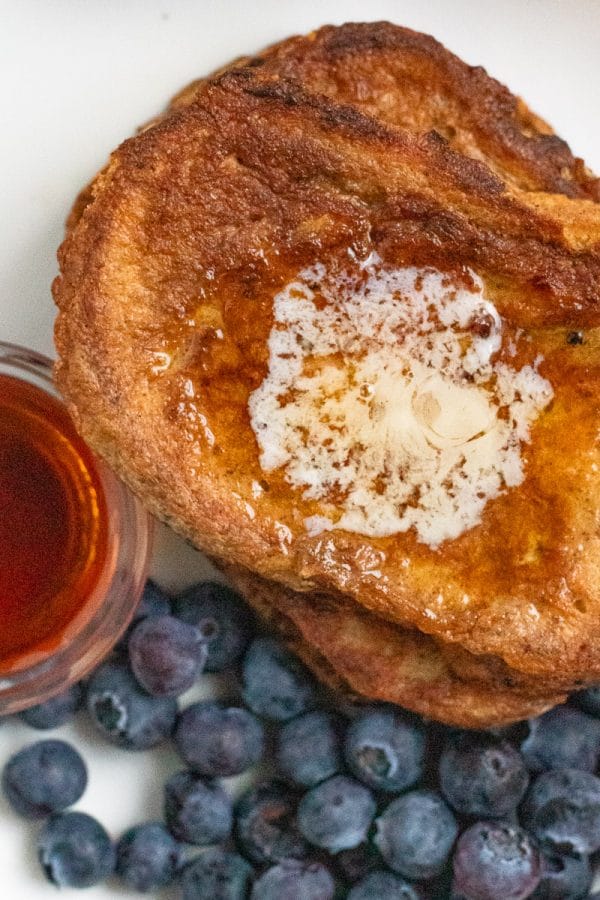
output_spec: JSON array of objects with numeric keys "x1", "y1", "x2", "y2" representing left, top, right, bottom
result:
[{"x1": 1, "y1": 2, "x2": 599, "y2": 896}]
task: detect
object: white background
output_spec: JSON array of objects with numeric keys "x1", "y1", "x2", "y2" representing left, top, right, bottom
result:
[{"x1": 0, "y1": 1, "x2": 599, "y2": 896}]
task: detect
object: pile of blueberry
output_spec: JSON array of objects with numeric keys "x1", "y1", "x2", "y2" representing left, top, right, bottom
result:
[{"x1": 4, "y1": 579, "x2": 600, "y2": 899}]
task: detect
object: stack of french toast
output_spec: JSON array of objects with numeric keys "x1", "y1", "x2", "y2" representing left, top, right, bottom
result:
[{"x1": 53, "y1": 22, "x2": 600, "y2": 727}]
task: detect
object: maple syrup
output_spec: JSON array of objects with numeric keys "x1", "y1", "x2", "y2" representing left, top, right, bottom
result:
[{"x1": 0, "y1": 373, "x2": 109, "y2": 667}]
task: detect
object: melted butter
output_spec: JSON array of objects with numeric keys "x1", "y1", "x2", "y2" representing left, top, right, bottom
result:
[{"x1": 248, "y1": 255, "x2": 553, "y2": 547}]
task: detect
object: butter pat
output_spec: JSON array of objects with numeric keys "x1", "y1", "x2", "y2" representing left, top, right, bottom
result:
[{"x1": 248, "y1": 257, "x2": 552, "y2": 547}]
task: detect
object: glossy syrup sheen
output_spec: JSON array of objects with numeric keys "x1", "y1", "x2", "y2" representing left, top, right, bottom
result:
[{"x1": 0, "y1": 374, "x2": 108, "y2": 667}]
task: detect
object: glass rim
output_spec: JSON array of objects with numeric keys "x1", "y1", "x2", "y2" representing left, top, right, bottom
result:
[{"x1": 0, "y1": 340, "x2": 153, "y2": 712}]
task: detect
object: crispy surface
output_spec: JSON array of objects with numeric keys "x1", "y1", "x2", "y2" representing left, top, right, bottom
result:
[
  {"x1": 54, "y1": 23, "x2": 600, "y2": 694},
  {"x1": 221, "y1": 563, "x2": 563, "y2": 728}
]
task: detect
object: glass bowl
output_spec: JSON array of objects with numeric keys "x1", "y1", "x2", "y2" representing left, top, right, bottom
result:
[{"x1": 0, "y1": 340, "x2": 153, "y2": 713}]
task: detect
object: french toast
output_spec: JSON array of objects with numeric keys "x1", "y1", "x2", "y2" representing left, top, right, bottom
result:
[
  {"x1": 54, "y1": 23, "x2": 600, "y2": 714},
  {"x1": 221, "y1": 563, "x2": 564, "y2": 728}
]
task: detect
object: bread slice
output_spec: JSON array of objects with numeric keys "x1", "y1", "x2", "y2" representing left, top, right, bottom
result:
[
  {"x1": 54, "y1": 23, "x2": 600, "y2": 694},
  {"x1": 221, "y1": 562, "x2": 563, "y2": 728}
]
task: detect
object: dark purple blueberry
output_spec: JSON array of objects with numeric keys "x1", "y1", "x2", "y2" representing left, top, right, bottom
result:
[
  {"x1": 3, "y1": 740, "x2": 87, "y2": 818},
  {"x1": 181, "y1": 848, "x2": 253, "y2": 900},
  {"x1": 251, "y1": 859, "x2": 335, "y2": 899},
  {"x1": 375, "y1": 789, "x2": 458, "y2": 880},
  {"x1": 277, "y1": 711, "x2": 342, "y2": 788},
  {"x1": 242, "y1": 637, "x2": 315, "y2": 721},
  {"x1": 235, "y1": 781, "x2": 309, "y2": 865},
  {"x1": 175, "y1": 701, "x2": 264, "y2": 776},
  {"x1": 439, "y1": 732, "x2": 529, "y2": 818},
  {"x1": 86, "y1": 660, "x2": 177, "y2": 750},
  {"x1": 521, "y1": 706, "x2": 600, "y2": 773},
  {"x1": 344, "y1": 706, "x2": 426, "y2": 793},
  {"x1": 297, "y1": 775, "x2": 376, "y2": 854},
  {"x1": 136, "y1": 579, "x2": 173, "y2": 619},
  {"x1": 38, "y1": 811, "x2": 115, "y2": 888},
  {"x1": 453, "y1": 821, "x2": 541, "y2": 900},
  {"x1": 115, "y1": 580, "x2": 172, "y2": 653},
  {"x1": 335, "y1": 842, "x2": 383, "y2": 884},
  {"x1": 128, "y1": 614, "x2": 206, "y2": 697},
  {"x1": 173, "y1": 581, "x2": 255, "y2": 671},
  {"x1": 572, "y1": 685, "x2": 600, "y2": 717},
  {"x1": 19, "y1": 683, "x2": 83, "y2": 730},
  {"x1": 348, "y1": 870, "x2": 421, "y2": 899},
  {"x1": 521, "y1": 769, "x2": 600, "y2": 855},
  {"x1": 164, "y1": 770, "x2": 232, "y2": 845},
  {"x1": 116, "y1": 822, "x2": 183, "y2": 892},
  {"x1": 530, "y1": 850, "x2": 592, "y2": 899}
]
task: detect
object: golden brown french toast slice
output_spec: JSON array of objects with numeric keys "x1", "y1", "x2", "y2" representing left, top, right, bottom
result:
[
  {"x1": 54, "y1": 25, "x2": 600, "y2": 693},
  {"x1": 221, "y1": 563, "x2": 563, "y2": 728}
]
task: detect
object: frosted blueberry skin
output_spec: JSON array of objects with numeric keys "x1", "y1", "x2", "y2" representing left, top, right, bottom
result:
[
  {"x1": 520, "y1": 706, "x2": 600, "y2": 773},
  {"x1": 115, "y1": 579, "x2": 172, "y2": 653},
  {"x1": 250, "y1": 859, "x2": 335, "y2": 900},
  {"x1": 344, "y1": 706, "x2": 426, "y2": 793},
  {"x1": 235, "y1": 781, "x2": 309, "y2": 866},
  {"x1": 242, "y1": 637, "x2": 316, "y2": 721},
  {"x1": 116, "y1": 822, "x2": 183, "y2": 892},
  {"x1": 521, "y1": 768, "x2": 600, "y2": 855},
  {"x1": 164, "y1": 770, "x2": 232, "y2": 845},
  {"x1": 297, "y1": 775, "x2": 376, "y2": 854},
  {"x1": 180, "y1": 848, "x2": 253, "y2": 900},
  {"x1": 572, "y1": 685, "x2": 600, "y2": 717},
  {"x1": 2, "y1": 739, "x2": 87, "y2": 819},
  {"x1": 128, "y1": 614, "x2": 207, "y2": 698},
  {"x1": 277, "y1": 710, "x2": 342, "y2": 788},
  {"x1": 375, "y1": 789, "x2": 458, "y2": 880},
  {"x1": 38, "y1": 811, "x2": 115, "y2": 888},
  {"x1": 530, "y1": 849, "x2": 592, "y2": 900},
  {"x1": 452, "y1": 821, "x2": 541, "y2": 900},
  {"x1": 348, "y1": 870, "x2": 421, "y2": 900},
  {"x1": 86, "y1": 660, "x2": 177, "y2": 750},
  {"x1": 439, "y1": 732, "x2": 529, "y2": 818},
  {"x1": 173, "y1": 581, "x2": 255, "y2": 672},
  {"x1": 19, "y1": 683, "x2": 83, "y2": 730},
  {"x1": 174, "y1": 701, "x2": 264, "y2": 777}
]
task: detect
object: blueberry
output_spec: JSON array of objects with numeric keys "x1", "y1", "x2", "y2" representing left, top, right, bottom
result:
[
  {"x1": 335, "y1": 843, "x2": 383, "y2": 884},
  {"x1": 116, "y1": 579, "x2": 173, "y2": 652},
  {"x1": 347, "y1": 870, "x2": 420, "y2": 899},
  {"x1": 375, "y1": 789, "x2": 458, "y2": 880},
  {"x1": 297, "y1": 775, "x2": 376, "y2": 854},
  {"x1": 572, "y1": 685, "x2": 600, "y2": 717},
  {"x1": 439, "y1": 732, "x2": 529, "y2": 818},
  {"x1": 86, "y1": 660, "x2": 177, "y2": 750},
  {"x1": 521, "y1": 706, "x2": 600, "y2": 773},
  {"x1": 521, "y1": 769, "x2": 600, "y2": 855},
  {"x1": 235, "y1": 781, "x2": 309, "y2": 865},
  {"x1": 19, "y1": 683, "x2": 83, "y2": 729},
  {"x1": 128, "y1": 614, "x2": 207, "y2": 697},
  {"x1": 453, "y1": 821, "x2": 541, "y2": 900},
  {"x1": 116, "y1": 822, "x2": 183, "y2": 892},
  {"x1": 38, "y1": 811, "x2": 115, "y2": 888},
  {"x1": 181, "y1": 848, "x2": 253, "y2": 900},
  {"x1": 251, "y1": 859, "x2": 335, "y2": 899},
  {"x1": 530, "y1": 850, "x2": 592, "y2": 899},
  {"x1": 175, "y1": 701, "x2": 264, "y2": 776},
  {"x1": 136, "y1": 579, "x2": 173, "y2": 619},
  {"x1": 3, "y1": 739, "x2": 87, "y2": 818},
  {"x1": 164, "y1": 770, "x2": 232, "y2": 845},
  {"x1": 173, "y1": 581, "x2": 254, "y2": 671},
  {"x1": 344, "y1": 706, "x2": 426, "y2": 793},
  {"x1": 242, "y1": 637, "x2": 315, "y2": 721},
  {"x1": 277, "y1": 711, "x2": 342, "y2": 788}
]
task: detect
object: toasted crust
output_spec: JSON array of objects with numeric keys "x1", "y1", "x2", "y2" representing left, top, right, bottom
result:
[
  {"x1": 54, "y1": 23, "x2": 600, "y2": 695},
  {"x1": 221, "y1": 563, "x2": 563, "y2": 728}
]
